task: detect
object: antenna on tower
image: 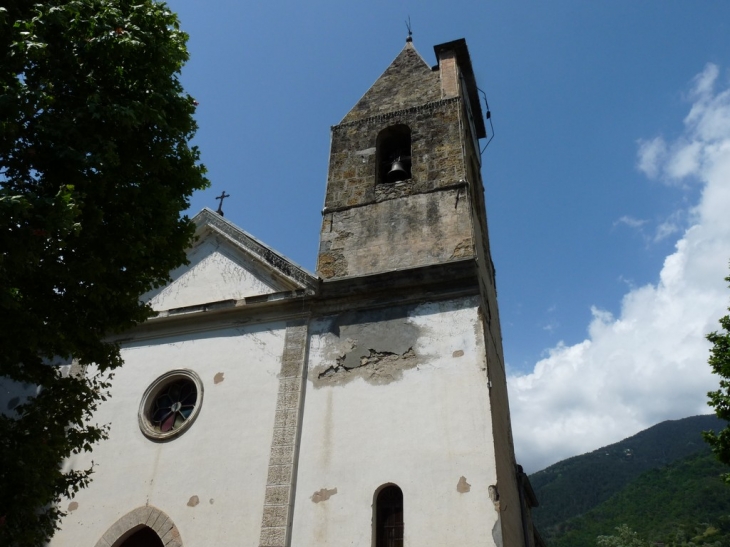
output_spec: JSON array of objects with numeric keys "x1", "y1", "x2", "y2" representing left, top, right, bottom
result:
[{"x1": 405, "y1": 16, "x2": 412, "y2": 42}]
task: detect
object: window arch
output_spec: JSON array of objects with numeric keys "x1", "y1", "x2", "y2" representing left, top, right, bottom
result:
[
  {"x1": 376, "y1": 125, "x2": 412, "y2": 184},
  {"x1": 94, "y1": 506, "x2": 182, "y2": 547},
  {"x1": 116, "y1": 526, "x2": 164, "y2": 547},
  {"x1": 374, "y1": 484, "x2": 404, "y2": 547}
]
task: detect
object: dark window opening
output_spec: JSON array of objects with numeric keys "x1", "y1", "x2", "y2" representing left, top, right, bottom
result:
[
  {"x1": 376, "y1": 485, "x2": 404, "y2": 547},
  {"x1": 377, "y1": 125, "x2": 411, "y2": 184},
  {"x1": 150, "y1": 378, "x2": 197, "y2": 433},
  {"x1": 117, "y1": 526, "x2": 164, "y2": 547}
]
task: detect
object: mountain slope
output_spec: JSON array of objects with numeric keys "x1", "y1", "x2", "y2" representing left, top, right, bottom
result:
[
  {"x1": 529, "y1": 414, "x2": 724, "y2": 540},
  {"x1": 552, "y1": 450, "x2": 730, "y2": 547}
]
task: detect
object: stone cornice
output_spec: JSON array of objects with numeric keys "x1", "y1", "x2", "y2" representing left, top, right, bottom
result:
[{"x1": 332, "y1": 97, "x2": 460, "y2": 131}]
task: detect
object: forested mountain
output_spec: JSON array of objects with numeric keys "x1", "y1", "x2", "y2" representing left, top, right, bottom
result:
[
  {"x1": 529, "y1": 414, "x2": 725, "y2": 544},
  {"x1": 550, "y1": 451, "x2": 730, "y2": 546}
]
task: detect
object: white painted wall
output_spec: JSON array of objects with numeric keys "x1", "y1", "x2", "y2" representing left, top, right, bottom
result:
[
  {"x1": 293, "y1": 297, "x2": 500, "y2": 547},
  {"x1": 51, "y1": 321, "x2": 287, "y2": 547},
  {"x1": 145, "y1": 235, "x2": 286, "y2": 311}
]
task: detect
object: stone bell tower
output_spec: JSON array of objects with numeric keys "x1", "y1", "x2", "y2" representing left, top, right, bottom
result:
[
  {"x1": 303, "y1": 38, "x2": 539, "y2": 547},
  {"x1": 317, "y1": 38, "x2": 488, "y2": 280}
]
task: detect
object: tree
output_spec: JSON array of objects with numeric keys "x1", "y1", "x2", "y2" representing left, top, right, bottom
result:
[
  {"x1": 704, "y1": 269, "x2": 730, "y2": 483},
  {"x1": 0, "y1": 1, "x2": 208, "y2": 544},
  {"x1": 597, "y1": 525, "x2": 648, "y2": 547}
]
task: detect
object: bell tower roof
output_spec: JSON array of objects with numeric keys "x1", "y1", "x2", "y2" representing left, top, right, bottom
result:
[{"x1": 341, "y1": 40, "x2": 441, "y2": 124}]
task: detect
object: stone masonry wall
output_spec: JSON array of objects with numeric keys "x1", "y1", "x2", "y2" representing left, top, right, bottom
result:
[
  {"x1": 318, "y1": 98, "x2": 473, "y2": 279},
  {"x1": 324, "y1": 98, "x2": 467, "y2": 211},
  {"x1": 318, "y1": 188, "x2": 473, "y2": 279},
  {"x1": 341, "y1": 43, "x2": 441, "y2": 124}
]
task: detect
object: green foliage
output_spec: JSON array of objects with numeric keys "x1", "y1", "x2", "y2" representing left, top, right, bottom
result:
[
  {"x1": 703, "y1": 269, "x2": 730, "y2": 482},
  {"x1": 595, "y1": 524, "x2": 726, "y2": 547},
  {"x1": 551, "y1": 451, "x2": 730, "y2": 547},
  {"x1": 0, "y1": 1, "x2": 208, "y2": 544},
  {"x1": 531, "y1": 414, "x2": 723, "y2": 540},
  {"x1": 597, "y1": 525, "x2": 648, "y2": 547}
]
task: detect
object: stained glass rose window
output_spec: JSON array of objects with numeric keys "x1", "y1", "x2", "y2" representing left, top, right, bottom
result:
[{"x1": 139, "y1": 370, "x2": 203, "y2": 440}]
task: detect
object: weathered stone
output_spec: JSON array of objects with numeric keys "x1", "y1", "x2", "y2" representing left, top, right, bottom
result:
[
  {"x1": 259, "y1": 526, "x2": 287, "y2": 547},
  {"x1": 261, "y1": 505, "x2": 289, "y2": 528},
  {"x1": 266, "y1": 465, "x2": 292, "y2": 486},
  {"x1": 265, "y1": 485, "x2": 290, "y2": 506}
]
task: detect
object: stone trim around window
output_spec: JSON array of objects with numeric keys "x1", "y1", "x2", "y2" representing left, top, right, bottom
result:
[
  {"x1": 138, "y1": 369, "x2": 204, "y2": 441},
  {"x1": 94, "y1": 505, "x2": 182, "y2": 547}
]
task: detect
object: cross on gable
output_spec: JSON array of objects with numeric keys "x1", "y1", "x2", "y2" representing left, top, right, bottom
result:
[{"x1": 215, "y1": 191, "x2": 230, "y2": 216}]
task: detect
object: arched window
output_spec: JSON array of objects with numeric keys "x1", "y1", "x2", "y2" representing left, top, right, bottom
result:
[
  {"x1": 375, "y1": 485, "x2": 404, "y2": 547},
  {"x1": 116, "y1": 526, "x2": 164, "y2": 547},
  {"x1": 376, "y1": 125, "x2": 412, "y2": 184},
  {"x1": 95, "y1": 507, "x2": 181, "y2": 547}
]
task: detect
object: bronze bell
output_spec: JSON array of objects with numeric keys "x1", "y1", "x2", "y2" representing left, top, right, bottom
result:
[{"x1": 386, "y1": 158, "x2": 409, "y2": 183}]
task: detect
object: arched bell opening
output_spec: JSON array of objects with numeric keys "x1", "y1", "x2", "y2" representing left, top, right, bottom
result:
[{"x1": 376, "y1": 125, "x2": 412, "y2": 184}]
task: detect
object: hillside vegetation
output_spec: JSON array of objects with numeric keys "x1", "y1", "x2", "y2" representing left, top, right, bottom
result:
[
  {"x1": 553, "y1": 450, "x2": 730, "y2": 546},
  {"x1": 529, "y1": 415, "x2": 726, "y2": 544}
]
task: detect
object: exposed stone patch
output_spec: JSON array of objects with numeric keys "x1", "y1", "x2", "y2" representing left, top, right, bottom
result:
[
  {"x1": 317, "y1": 250, "x2": 348, "y2": 279},
  {"x1": 186, "y1": 495, "x2": 199, "y2": 507},
  {"x1": 316, "y1": 347, "x2": 416, "y2": 386},
  {"x1": 450, "y1": 237, "x2": 473, "y2": 259},
  {"x1": 488, "y1": 485, "x2": 500, "y2": 511},
  {"x1": 456, "y1": 476, "x2": 471, "y2": 493},
  {"x1": 311, "y1": 487, "x2": 338, "y2": 503}
]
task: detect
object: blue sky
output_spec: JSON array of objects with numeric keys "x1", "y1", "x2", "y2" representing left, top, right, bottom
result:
[{"x1": 168, "y1": 1, "x2": 730, "y2": 471}]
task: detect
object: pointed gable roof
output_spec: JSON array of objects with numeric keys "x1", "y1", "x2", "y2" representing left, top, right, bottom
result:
[
  {"x1": 143, "y1": 208, "x2": 317, "y2": 312},
  {"x1": 341, "y1": 41, "x2": 441, "y2": 124}
]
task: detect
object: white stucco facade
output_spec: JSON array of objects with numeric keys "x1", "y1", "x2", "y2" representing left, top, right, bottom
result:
[
  {"x1": 53, "y1": 321, "x2": 288, "y2": 546},
  {"x1": 293, "y1": 299, "x2": 500, "y2": 546},
  {"x1": 36, "y1": 208, "x2": 525, "y2": 547}
]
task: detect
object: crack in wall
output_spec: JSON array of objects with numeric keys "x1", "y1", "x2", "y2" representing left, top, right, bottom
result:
[{"x1": 316, "y1": 347, "x2": 416, "y2": 386}]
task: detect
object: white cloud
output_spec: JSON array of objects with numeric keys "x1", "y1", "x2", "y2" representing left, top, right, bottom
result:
[
  {"x1": 509, "y1": 64, "x2": 730, "y2": 473},
  {"x1": 637, "y1": 136, "x2": 667, "y2": 179},
  {"x1": 614, "y1": 215, "x2": 648, "y2": 229},
  {"x1": 666, "y1": 140, "x2": 703, "y2": 179},
  {"x1": 654, "y1": 210, "x2": 685, "y2": 242}
]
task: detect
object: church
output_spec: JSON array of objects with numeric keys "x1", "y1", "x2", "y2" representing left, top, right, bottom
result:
[{"x1": 51, "y1": 37, "x2": 541, "y2": 547}]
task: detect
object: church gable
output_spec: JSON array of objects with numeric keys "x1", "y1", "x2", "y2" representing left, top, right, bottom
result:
[
  {"x1": 144, "y1": 208, "x2": 317, "y2": 312},
  {"x1": 341, "y1": 42, "x2": 441, "y2": 123}
]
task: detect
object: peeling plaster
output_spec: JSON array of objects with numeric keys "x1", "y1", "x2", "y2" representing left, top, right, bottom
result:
[
  {"x1": 316, "y1": 348, "x2": 417, "y2": 386},
  {"x1": 456, "y1": 476, "x2": 471, "y2": 493},
  {"x1": 213, "y1": 372, "x2": 225, "y2": 384},
  {"x1": 488, "y1": 485, "x2": 500, "y2": 511},
  {"x1": 452, "y1": 350, "x2": 464, "y2": 358},
  {"x1": 67, "y1": 501, "x2": 78, "y2": 512},
  {"x1": 311, "y1": 307, "x2": 424, "y2": 386},
  {"x1": 311, "y1": 487, "x2": 338, "y2": 503},
  {"x1": 187, "y1": 495, "x2": 199, "y2": 507}
]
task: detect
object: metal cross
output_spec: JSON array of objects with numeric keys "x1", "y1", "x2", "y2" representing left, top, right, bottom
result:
[{"x1": 215, "y1": 191, "x2": 230, "y2": 216}]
